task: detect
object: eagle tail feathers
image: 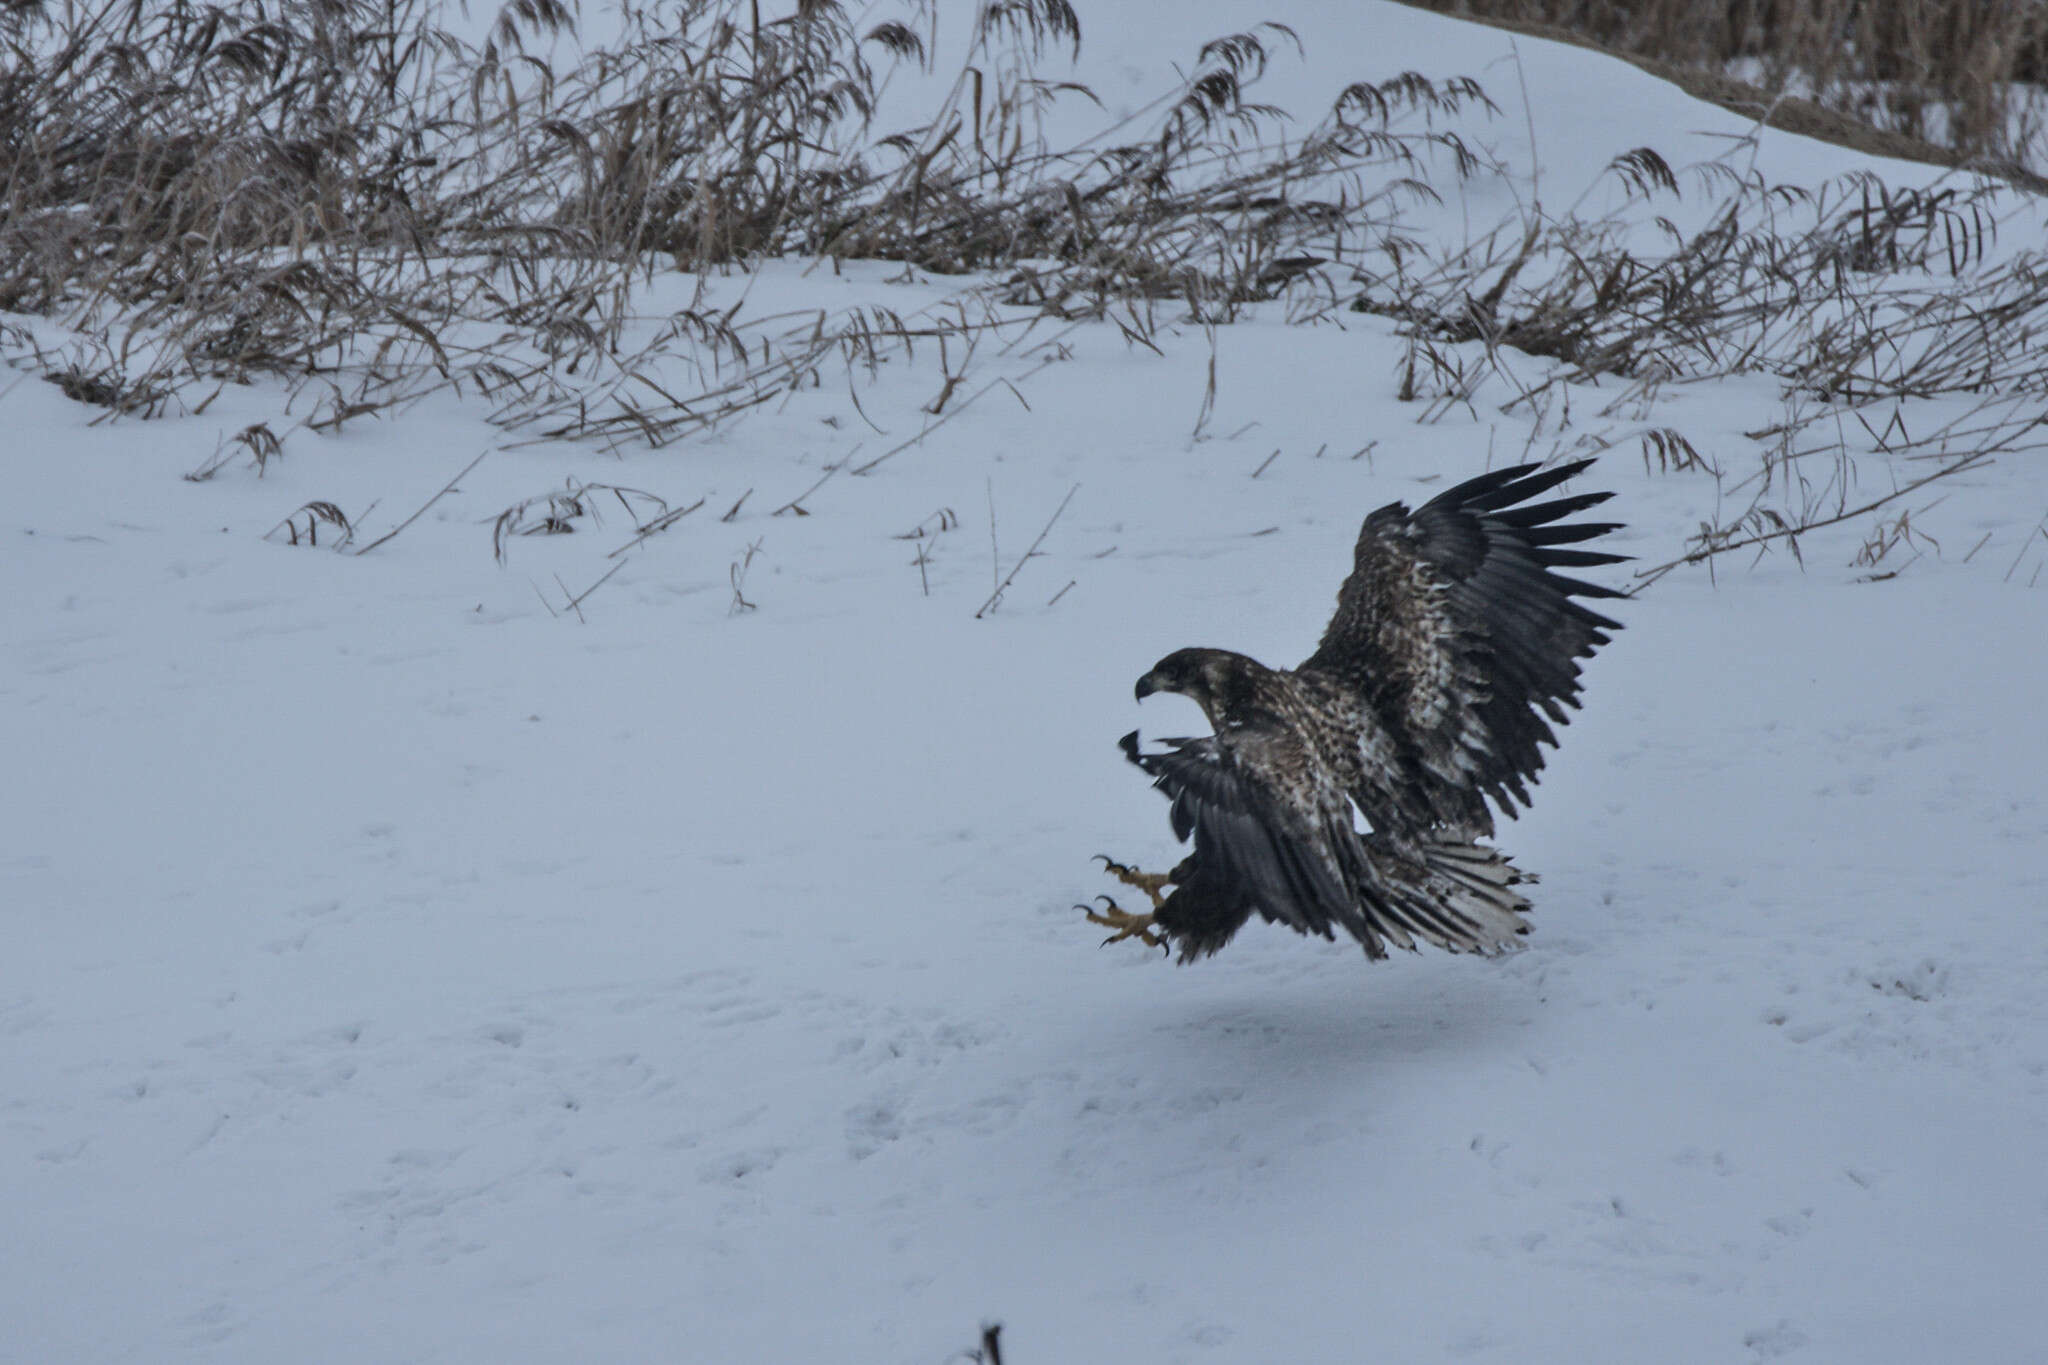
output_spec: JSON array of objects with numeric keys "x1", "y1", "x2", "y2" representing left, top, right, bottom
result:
[{"x1": 1366, "y1": 839, "x2": 1533, "y2": 957}]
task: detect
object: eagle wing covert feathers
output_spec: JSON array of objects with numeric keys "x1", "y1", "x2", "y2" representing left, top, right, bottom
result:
[{"x1": 1299, "y1": 458, "x2": 1627, "y2": 840}]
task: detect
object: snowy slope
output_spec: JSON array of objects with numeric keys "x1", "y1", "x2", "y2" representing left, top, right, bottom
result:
[{"x1": 6, "y1": 4, "x2": 2048, "y2": 1363}]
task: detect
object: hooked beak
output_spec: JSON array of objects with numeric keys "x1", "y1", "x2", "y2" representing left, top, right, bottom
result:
[{"x1": 1134, "y1": 670, "x2": 1160, "y2": 702}]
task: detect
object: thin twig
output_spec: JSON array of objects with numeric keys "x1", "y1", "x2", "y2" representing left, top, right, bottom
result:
[
  {"x1": 1635, "y1": 454, "x2": 1990, "y2": 588},
  {"x1": 355, "y1": 449, "x2": 491, "y2": 556},
  {"x1": 976, "y1": 483, "x2": 1078, "y2": 619},
  {"x1": 849, "y1": 355, "x2": 1059, "y2": 476},
  {"x1": 564, "y1": 559, "x2": 627, "y2": 614},
  {"x1": 986, "y1": 476, "x2": 1000, "y2": 597},
  {"x1": 607, "y1": 497, "x2": 708, "y2": 559},
  {"x1": 774, "y1": 464, "x2": 841, "y2": 517},
  {"x1": 554, "y1": 573, "x2": 584, "y2": 624},
  {"x1": 2005, "y1": 514, "x2": 2048, "y2": 583}
]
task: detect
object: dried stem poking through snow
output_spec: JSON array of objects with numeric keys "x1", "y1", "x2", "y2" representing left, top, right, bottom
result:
[
  {"x1": 9, "y1": 0, "x2": 2048, "y2": 574},
  {"x1": 976, "y1": 483, "x2": 1079, "y2": 619}
]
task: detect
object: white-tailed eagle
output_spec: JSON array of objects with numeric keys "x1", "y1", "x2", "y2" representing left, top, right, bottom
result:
[{"x1": 1088, "y1": 459, "x2": 1624, "y2": 963}]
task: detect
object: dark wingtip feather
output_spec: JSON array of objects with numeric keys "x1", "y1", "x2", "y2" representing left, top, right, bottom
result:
[
  {"x1": 1434, "y1": 461, "x2": 1540, "y2": 506},
  {"x1": 1303, "y1": 456, "x2": 1625, "y2": 845},
  {"x1": 1539, "y1": 548, "x2": 1633, "y2": 568},
  {"x1": 1522, "y1": 520, "x2": 1624, "y2": 546},
  {"x1": 1456, "y1": 459, "x2": 1599, "y2": 514},
  {"x1": 1492, "y1": 491, "x2": 1617, "y2": 529},
  {"x1": 1549, "y1": 572, "x2": 1629, "y2": 603}
]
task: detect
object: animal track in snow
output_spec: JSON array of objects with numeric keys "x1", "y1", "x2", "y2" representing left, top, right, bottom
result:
[
  {"x1": 1743, "y1": 1319, "x2": 1809, "y2": 1359},
  {"x1": 699, "y1": 1146, "x2": 782, "y2": 1185},
  {"x1": 844, "y1": 1094, "x2": 905, "y2": 1159}
]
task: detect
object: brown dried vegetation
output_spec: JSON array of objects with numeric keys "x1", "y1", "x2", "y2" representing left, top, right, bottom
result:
[{"x1": 4, "y1": 0, "x2": 2047, "y2": 580}]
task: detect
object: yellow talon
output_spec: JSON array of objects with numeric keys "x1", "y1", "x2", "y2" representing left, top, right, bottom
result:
[
  {"x1": 1092, "y1": 854, "x2": 1173, "y2": 910},
  {"x1": 1082, "y1": 895, "x2": 1167, "y2": 952}
]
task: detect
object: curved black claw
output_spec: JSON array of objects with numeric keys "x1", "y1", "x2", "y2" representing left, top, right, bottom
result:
[
  {"x1": 1093, "y1": 854, "x2": 1173, "y2": 909},
  {"x1": 1082, "y1": 894, "x2": 1167, "y2": 954}
]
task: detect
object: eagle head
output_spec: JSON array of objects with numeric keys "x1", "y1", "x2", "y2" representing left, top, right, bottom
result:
[{"x1": 1135, "y1": 647, "x2": 1267, "y2": 716}]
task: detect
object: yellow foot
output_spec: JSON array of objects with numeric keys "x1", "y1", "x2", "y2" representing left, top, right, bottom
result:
[
  {"x1": 1093, "y1": 854, "x2": 1172, "y2": 910},
  {"x1": 1081, "y1": 895, "x2": 1167, "y2": 952}
]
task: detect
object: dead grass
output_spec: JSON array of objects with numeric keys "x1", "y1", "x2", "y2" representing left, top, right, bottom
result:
[
  {"x1": 1338, "y1": 145, "x2": 2048, "y2": 578},
  {"x1": 0, "y1": 0, "x2": 1507, "y2": 448},
  {"x1": 6, "y1": 0, "x2": 2048, "y2": 583},
  {"x1": 491, "y1": 480, "x2": 670, "y2": 563},
  {"x1": 266, "y1": 499, "x2": 356, "y2": 548}
]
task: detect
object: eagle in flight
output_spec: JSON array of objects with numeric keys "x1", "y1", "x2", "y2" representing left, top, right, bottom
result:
[{"x1": 1088, "y1": 459, "x2": 1624, "y2": 963}]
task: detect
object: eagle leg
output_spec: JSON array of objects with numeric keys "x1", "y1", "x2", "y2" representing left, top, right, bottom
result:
[
  {"x1": 1092, "y1": 854, "x2": 1172, "y2": 910},
  {"x1": 1081, "y1": 895, "x2": 1168, "y2": 953}
]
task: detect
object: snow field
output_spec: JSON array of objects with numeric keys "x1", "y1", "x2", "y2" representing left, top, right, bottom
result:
[{"x1": 7, "y1": 3, "x2": 2048, "y2": 1361}]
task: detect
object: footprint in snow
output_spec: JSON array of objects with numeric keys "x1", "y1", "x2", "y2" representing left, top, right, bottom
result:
[
  {"x1": 1744, "y1": 1319, "x2": 1809, "y2": 1358},
  {"x1": 845, "y1": 1094, "x2": 905, "y2": 1159},
  {"x1": 698, "y1": 1147, "x2": 781, "y2": 1185}
]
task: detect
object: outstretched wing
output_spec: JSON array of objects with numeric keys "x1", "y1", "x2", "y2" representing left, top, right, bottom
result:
[
  {"x1": 1120, "y1": 731, "x2": 1531, "y2": 959},
  {"x1": 1298, "y1": 459, "x2": 1626, "y2": 838}
]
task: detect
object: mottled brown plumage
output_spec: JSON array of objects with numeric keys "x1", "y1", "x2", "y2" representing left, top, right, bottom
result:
[{"x1": 1094, "y1": 459, "x2": 1624, "y2": 964}]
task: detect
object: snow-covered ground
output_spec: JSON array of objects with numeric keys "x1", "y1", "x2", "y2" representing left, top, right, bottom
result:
[{"x1": 6, "y1": 4, "x2": 2048, "y2": 1362}]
